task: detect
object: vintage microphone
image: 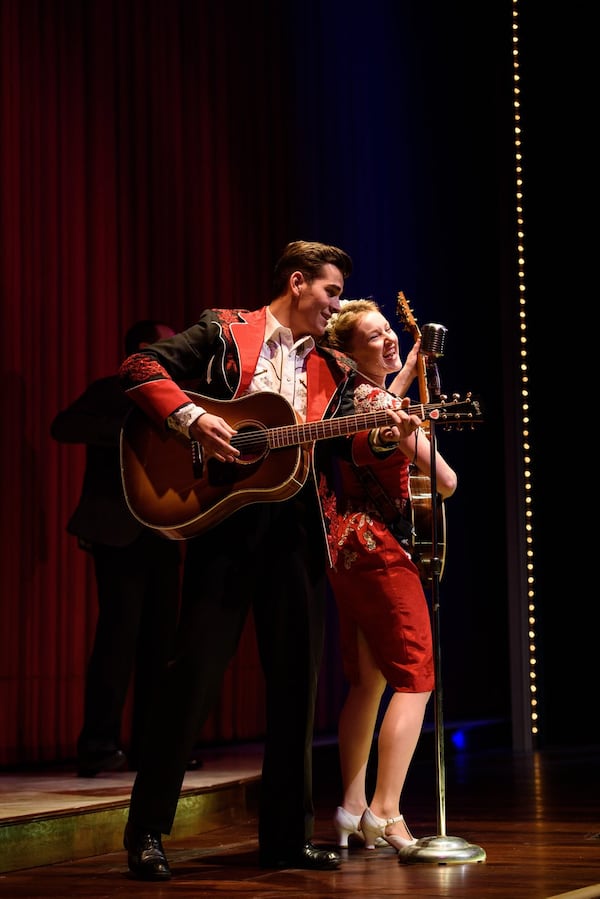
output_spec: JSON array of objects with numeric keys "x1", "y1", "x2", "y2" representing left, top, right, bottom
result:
[
  {"x1": 420, "y1": 323, "x2": 446, "y2": 401},
  {"x1": 399, "y1": 323, "x2": 486, "y2": 865}
]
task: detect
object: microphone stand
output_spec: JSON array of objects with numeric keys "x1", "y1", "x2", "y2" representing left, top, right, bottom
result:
[{"x1": 399, "y1": 357, "x2": 486, "y2": 865}]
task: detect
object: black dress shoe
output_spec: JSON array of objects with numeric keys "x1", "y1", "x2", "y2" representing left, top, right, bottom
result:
[
  {"x1": 124, "y1": 823, "x2": 172, "y2": 881},
  {"x1": 77, "y1": 748, "x2": 127, "y2": 777},
  {"x1": 260, "y1": 841, "x2": 341, "y2": 870}
]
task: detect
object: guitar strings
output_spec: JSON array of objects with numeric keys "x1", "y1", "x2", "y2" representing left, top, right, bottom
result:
[{"x1": 225, "y1": 397, "x2": 480, "y2": 450}]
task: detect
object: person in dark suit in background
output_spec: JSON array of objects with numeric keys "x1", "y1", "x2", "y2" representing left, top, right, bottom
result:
[{"x1": 51, "y1": 319, "x2": 182, "y2": 777}]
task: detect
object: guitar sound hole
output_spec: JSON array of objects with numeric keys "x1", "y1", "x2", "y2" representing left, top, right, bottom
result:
[{"x1": 231, "y1": 423, "x2": 269, "y2": 463}]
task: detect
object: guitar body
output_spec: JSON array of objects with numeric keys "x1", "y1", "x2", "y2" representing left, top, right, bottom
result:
[
  {"x1": 408, "y1": 471, "x2": 446, "y2": 583},
  {"x1": 120, "y1": 391, "x2": 310, "y2": 540}
]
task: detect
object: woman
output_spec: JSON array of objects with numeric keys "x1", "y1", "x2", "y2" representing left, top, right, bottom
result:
[{"x1": 321, "y1": 299, "x2": 457, "y2": 853}]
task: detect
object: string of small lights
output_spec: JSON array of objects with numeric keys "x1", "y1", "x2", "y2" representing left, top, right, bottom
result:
[{"x1": 511, "y1": 0, "x2": 537, "y2": 741}]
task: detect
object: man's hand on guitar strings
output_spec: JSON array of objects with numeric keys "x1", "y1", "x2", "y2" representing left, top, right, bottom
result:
[{"x1": 189, "y1": 412, "x2": 239, "y2": 463}]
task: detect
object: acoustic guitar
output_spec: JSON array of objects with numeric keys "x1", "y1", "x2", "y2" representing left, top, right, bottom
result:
[
  {"x1": 396, "y1": 290, "x2": 446, "y2": 583},
  {"x1": 120, "y1": 388, "x2": 481, "y2": 540}
]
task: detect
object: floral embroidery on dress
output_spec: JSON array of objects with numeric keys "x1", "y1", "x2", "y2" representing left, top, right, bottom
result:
[
  {"x1": 354, "y1": 382, "x2": 399, "y2": 413},
  {"x1": 330, "y1": 509, "x2": 381, "y2": 572},
  {"x1": 362, "y1": 527, "x2": 377, "y2": 552},
  {"x1": 319, "y1": 380, "x2": 405, "y2": 573},
  {"x1": 340, "y1": 548, "x2": 358, "y2": 570},
  {"x1": 318, "y1": 472, "x2": 340, "y2": 566}
]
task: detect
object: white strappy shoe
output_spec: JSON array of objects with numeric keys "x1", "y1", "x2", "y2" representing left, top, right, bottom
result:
[
  {"x1": 333, "y1": 806, "x2": 387, "y2": 848},
  {"x1": 359, "y1": 807, "x2": 417, "y2": 851}
]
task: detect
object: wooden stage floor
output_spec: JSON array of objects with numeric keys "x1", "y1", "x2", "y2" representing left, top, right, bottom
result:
[{"x1": 0, "y1": 736, "x2": 599, "y2": 899}]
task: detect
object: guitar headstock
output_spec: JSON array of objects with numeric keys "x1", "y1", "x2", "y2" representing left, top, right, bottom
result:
[
  {"x1": 397, "y1": 290, "x2": 422, "y2": 341},
  {"x1": 424, "y1": 393, "x2": 484, "y2": 430}
]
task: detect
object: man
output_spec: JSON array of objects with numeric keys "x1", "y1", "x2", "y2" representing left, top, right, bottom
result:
[
  {"x1": 51, "y1": 320, "x2": 182, "y2": 777},
  {"x1": 118, "y1": 242, "x2": 420, "y2": 879}
]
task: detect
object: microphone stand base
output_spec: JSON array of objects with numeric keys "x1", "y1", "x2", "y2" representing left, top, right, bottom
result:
[{"x1": 399, "y1": 834, "x2": 487, "y2": 865}]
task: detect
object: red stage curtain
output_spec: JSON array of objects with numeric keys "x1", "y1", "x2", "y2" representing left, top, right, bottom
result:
[{"x1": 0, "y1": 0, "x2": 344, "y2": 767}]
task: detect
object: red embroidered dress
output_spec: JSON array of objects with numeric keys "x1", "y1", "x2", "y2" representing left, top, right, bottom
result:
[{"x1": 325, "y1": 380, "x2": 434, "y2": 693}]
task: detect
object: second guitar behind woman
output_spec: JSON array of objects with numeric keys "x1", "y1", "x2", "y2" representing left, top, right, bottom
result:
[{"x1": 320, "y1": 298, "x2": 457, "y2": 854}]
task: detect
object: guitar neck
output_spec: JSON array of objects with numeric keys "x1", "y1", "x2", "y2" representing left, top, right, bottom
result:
[
  {"x1": 264, "y1": 407, "x2": 397, "y2": 449},
  {"x1": 417, "y1": 354, "x2": 429, "y2": 404},
  {"x1": 232, "y1": 400, "x2": 463, "y2": 452},
  {"x1": 396, "y1": 289, "x2": 430, "y2": 403}
]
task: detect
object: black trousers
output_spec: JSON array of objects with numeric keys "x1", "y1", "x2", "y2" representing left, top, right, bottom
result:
[
  {"x1": 77, "y1": 532, "x2": 181, "y2": 761},
  {"x1": 127, "y1": 483, "x2": 327, "y2": 854}
]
